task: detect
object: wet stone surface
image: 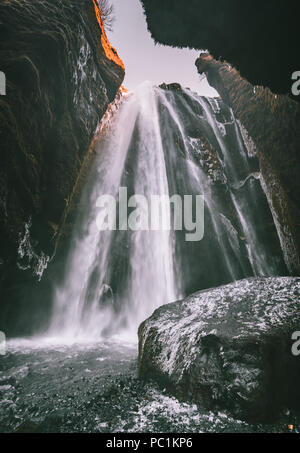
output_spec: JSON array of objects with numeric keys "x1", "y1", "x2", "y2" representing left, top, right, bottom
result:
[
  {"x1": 0, "y1": 338, "x2": 299, "y2": 433},
  {"x1": 139, "y1": 277, "x2": 300, "y2": 423}
]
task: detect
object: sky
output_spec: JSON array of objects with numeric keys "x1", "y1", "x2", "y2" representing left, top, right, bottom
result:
[{"x1": 107, "y1": 0, "x2": 218, "y2": 97}]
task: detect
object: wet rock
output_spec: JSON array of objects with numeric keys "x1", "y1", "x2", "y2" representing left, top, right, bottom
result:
[
  {"x1": 0, "y1": 399, "x2": 17, "y2": 418},
  {"x1": 13, "y1": 420, "x2": 39, "y2": 434},
  {"x1": 0, "y1": 385, "x2": 14, "y2": 393},
  {"x1": 196, "y1": 55, "x2": 300, "y2": 274},
  {"x1": 0, "y1": 365, "x2": 29, "y2": 385},
  {"x1": 159, "y1": 83, "x2": 182, "y2": 91},
  {"x1": 138, "y1": 277, "x2": 300, "y2": 422}
]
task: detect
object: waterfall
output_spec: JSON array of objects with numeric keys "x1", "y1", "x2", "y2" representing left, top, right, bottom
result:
[
  {"x1": 48, "y1": 81, "x2": 283, "y2": 341},
  {"x1": 49, "y1": 82, "x2": 179, "y2": 340}
]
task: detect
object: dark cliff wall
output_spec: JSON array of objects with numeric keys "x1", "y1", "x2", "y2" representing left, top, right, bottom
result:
[
  {"x1": 140, "y1": 0, "x2": 300, "y2": 98},
  {"x1": 196, "y1": 57, "x2": 300, "y2": 274},
  {"x1": 0, "y1": 0, "x2": 124, "y2": 335}
]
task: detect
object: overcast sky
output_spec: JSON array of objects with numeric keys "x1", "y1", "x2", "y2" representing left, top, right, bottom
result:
[{"x1": 107, "y1": 0, "x2": 218, "y2": 97}]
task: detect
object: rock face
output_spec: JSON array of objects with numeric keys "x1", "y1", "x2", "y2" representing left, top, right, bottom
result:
[
  {"x1": 138, "y1": 277, "x2": 300, "y2": 422},
  {"x1": 196, "y1": 55, "x2": 300, "y2": 275},
  {"x1": 0, "y1": 0, "x2": 124, "y2": 335},
  {"x1": 140, "y1": 0, "x2": 300, "y2": 98}
]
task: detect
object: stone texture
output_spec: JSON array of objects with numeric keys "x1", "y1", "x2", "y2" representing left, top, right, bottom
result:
[
  {"x1": 139, "y1": 277, "x2": 300, "y2": 422},
  {"x1": 196, "y1": 55, "x2": 300, "y2": 275}
]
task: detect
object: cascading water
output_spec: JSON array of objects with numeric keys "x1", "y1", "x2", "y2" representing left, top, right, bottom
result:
[
  {"x1": 49, "y1": 82, "x2": 179, "y2": 340},
  {"x1": 48, "y1": 81, "x2": 284, "y2": 341}
]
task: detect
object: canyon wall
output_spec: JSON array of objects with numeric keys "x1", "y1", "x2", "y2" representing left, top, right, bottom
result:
[
  {"x1": 195, "y1": 56, "x2": 300, "y2": 275},
  {"x1": 140, "y1": 0, "x2": 300, "y2": 99},
  {"x1": 0, "y1": 0, "x2": 124, "y2": 335}
]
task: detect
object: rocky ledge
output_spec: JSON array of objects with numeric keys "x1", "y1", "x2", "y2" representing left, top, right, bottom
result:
[{"x1": 138, "y1": 277, "x2": 300, "y2": 422}]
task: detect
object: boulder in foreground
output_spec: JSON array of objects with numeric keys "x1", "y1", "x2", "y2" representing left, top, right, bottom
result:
[{"x1": 138, "y1": 277, "x2": 300, "y2": 422}]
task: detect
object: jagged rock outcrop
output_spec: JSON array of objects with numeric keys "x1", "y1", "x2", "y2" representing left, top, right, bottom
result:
[
  {"x1": 140, "y1": 0, "x2": 300, "y2": 99},
  {"x1": 195, "y1": 55, "x2": 300, "y2": 275},
  {"x1": 138, "y1": 277, "x2": 300, "y2": 423},
  {"x1": 0, "y1": 0, "x2": 124, "y2": 335}
]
